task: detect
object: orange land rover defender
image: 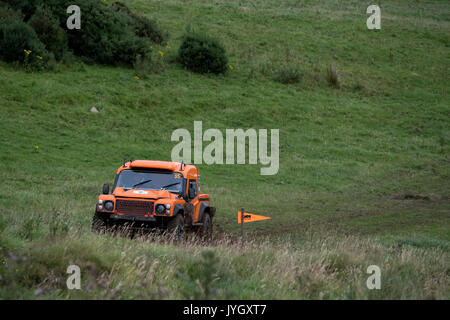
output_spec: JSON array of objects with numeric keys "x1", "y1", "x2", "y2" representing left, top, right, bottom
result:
[{"x1": 92, "y1": 159, "x2": 215, "y2": 239}]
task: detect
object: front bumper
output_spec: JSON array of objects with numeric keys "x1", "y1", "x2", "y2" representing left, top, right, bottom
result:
[{"x1": 109, "y1": 213, "x2": 157, "y2": 223}]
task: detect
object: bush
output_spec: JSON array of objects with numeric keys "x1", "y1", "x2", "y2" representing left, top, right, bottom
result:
[
  {"x1": 28, "y1": 5, "x2": 67, "y2": 60},
  {"x1": 2, "y1": 0, "x2": 164, "y2": 66},
  {"x1": 1, "y1": 0, "x2": 41, "y2": 20},
  {"x1": 134, "y1": 49, "x2": 168, "y2": 78},
  {"x1": 0, "y1": 17, "x2": 48, "y2": 64},
  {"x1": 111, "y1": 1, "x2": 167, "y2": 44},
  {"x1": 54, "y1": 0, "x2": 149, "y2": 65},
  {"x1": 275, "y1": 64, "x2": 303, "y2": 84},
  {"x1": 178, "y1": 33, "x2": 228, "y2": 74},
  {"x1": 327, "y1": 65, "x2": 341, "y2": 88},
  {"x1": 0, "y1": 2, "x2": 23, "y2": 20},
  {"x1": 177, "y1": 250, "x2": 223, "y2": 299},
  {"x1": 131, "y1": 14, "x2": 167, "y2": 45},
  {"x1": 17, "y1": 0, "x2": 150, "y2": 66}
]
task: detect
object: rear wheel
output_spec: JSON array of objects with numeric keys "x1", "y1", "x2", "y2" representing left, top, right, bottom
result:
[{"x1": 167, "y1": 214, "x2": 184, "y2": 241}]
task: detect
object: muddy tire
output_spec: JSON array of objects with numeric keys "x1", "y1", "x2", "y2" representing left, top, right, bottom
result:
[
  {"x1": 92, "y1": 211, "x2": 107, "y2": 233},
  {"x1": 198, "y1": 213, "x2": 212, "y2": 240},
  {"x1": 167, "y1": 214, "x2": 185, "y2": 241}
]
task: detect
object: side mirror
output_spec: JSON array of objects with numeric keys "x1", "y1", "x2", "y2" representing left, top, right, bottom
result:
[
  {"x1": 102, "y1": 183, "x2": 110, "y2": 195},
  {"x1": 199, "y1": 194, "x2": 209, "y2": 201}
]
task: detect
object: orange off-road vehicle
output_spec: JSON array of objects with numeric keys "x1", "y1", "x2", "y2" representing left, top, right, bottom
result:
[{"x1": 92, "y1": 159, "x2": 215, "y2": 239}]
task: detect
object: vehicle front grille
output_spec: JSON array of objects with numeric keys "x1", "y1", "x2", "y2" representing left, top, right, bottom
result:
[{"x1": 116, "y1": 199, "x2": 154, "y2": 216}]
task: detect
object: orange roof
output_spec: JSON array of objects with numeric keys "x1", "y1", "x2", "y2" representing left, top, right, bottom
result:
[
  {"x1": 116, "y1": 160, "x2": 198, "y2": 178},
  {"x1": 130, "y1": 160, "x2": 180, "y2": 171}
]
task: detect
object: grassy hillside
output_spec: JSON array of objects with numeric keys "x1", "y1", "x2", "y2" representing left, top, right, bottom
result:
[{"x1": 0, "y1": 0, "x2": 449, "y2": 299}]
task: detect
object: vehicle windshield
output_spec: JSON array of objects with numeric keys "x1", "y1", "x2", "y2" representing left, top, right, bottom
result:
[{"x1": 114, "y1": 170, "x2": 183, "y2": 193}]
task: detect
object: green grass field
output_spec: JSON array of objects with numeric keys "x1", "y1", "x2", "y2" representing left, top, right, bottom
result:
[{"x1": 0, "y1": 0, "x2": 449, "y2": 299}]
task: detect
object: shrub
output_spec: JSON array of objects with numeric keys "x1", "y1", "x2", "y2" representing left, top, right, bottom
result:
[
  {"x1": 0, "y1": 2, "x2": 23, "y2": 20},
  {"x1": 178, "y1": 33, "x2": 228, "y2": 74},
  {"x1": 134, "y1": 49, "x2": 167, "y2": 78},
  {"x1": 2, "y1": 0, "x2": 41, "y2": 20},
  {"x1": 275, "y1": 64, "x2": 303, "y2": 84},
  {"x1": 134, "y1": 54, "x2": 151, "y2": 79},
  {"x1": 3, "y1": 0, "x2": 162, "y2": 66},
  {"x1": 177, "y1": 250, "x2": 222, "y2": 299},
  {"x1": 65, "y1": 0, "x2": 149, "y2": 65},
  {"x1": 131, "y1": 14, "x2": 167, "y2": 45},
  {"x1": 48, "y1": 211, "x2": 69, "y2": 238},
  {"x1": 28, "y1": 5, "x2": 67, "y2": 60},
  {"x1": 327, "y1": 64, "x2": 341, "y2": 88},
  {"x1": 0, "y1": 17, "x2": 48, "y2": 64},
  {"x1": 36, "y1": 0, "x2": 150, "y2": 65},
  {"x1": 111, "y1": 1, "x2": 167, "y2": 44}
]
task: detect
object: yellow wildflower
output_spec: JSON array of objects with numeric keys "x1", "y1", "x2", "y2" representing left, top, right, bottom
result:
[
  {"x1": 159, "y1": 51, "x2": 164, "y2": 57},
  {"x1": 134, "y1": 76, "x2": 140, "y2": 80},
  {"x1": 24, "y1": 49, "x2": 31, "y2": 55},
  {"x1": 37, "y1": 56, "x2": 43, "y2": 60},
  {"x1": 229, "y1": 65, "x2": 234, "y2": 70}
]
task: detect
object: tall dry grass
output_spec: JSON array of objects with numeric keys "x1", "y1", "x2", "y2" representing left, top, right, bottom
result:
[{"x1": 1, "y1": 224, "x2": 448, "y2": 299}]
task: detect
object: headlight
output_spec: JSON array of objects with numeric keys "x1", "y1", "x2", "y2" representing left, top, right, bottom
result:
[
  {"x1": 104, "y1": 201, "x2": 114, "y2": 211},
  {"x1": 165, "y1": 204, "x2": 171, "y2": 209},
  {"x1": 98, "y1": 200, "x2": 103, "y2": 205},
  {"x1": 155, "y1": 204, "x2": 166, "y2": 214}
]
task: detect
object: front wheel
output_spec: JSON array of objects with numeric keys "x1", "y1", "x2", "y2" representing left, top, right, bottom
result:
[
  {"x1": 198, "y1": 213, "x2": 212, "y2": 240},
  {"x1": 167, "y1": 214, "x2": 185, "y2": 241},
  {"x1": 92, "y1": 211, "x2": 107, "y2": 233}
]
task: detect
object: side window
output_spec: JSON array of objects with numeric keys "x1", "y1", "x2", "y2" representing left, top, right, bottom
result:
[{"x1": 188, "y1": 180, "x2": 197, "y2": 199}]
